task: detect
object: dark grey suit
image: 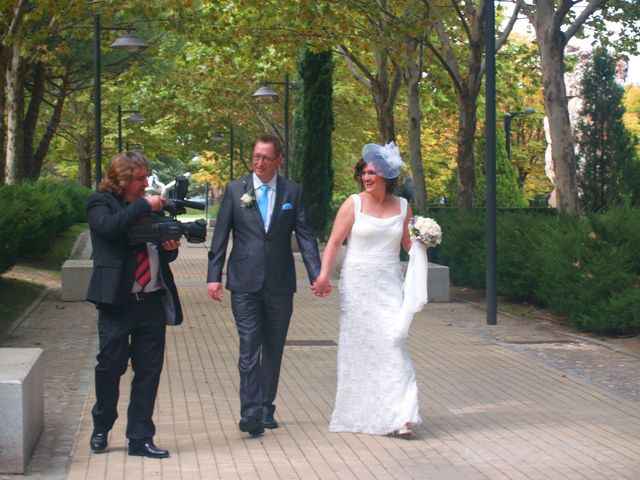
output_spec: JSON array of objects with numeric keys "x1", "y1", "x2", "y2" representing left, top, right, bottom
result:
[{"x1": 207, "y1": 174, "x2": 321, "y2": 420}]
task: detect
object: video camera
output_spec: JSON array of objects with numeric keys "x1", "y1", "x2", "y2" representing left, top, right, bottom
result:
[{"x1": 128, "y1": 175, "x2": 207, "y2": 245}]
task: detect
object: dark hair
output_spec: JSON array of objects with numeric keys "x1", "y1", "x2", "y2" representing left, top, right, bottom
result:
[
  {"x1": 254, "y1": 134, "x2": 283, "y2": 158},
  {"x1": 99, "y1": 151, "x2": 149, "y2": 195},
  {"x1": 354, "y1": 159, "x2": 398, "y2": 193}
]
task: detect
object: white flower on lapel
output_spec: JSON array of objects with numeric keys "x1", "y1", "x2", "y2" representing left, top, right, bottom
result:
[{"x1": 240, "y1": 191, "x2": 255, "y2": 208}]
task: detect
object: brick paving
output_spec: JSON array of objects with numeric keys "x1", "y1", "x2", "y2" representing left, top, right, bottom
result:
[{"x1": 2, "y1": 240, "x2": 640, "y2": 479}]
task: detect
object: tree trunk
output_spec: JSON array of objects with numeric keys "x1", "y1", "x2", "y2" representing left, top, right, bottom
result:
[
  {"x1": 0, "y1": 48, "x2": 6, "y2": 185},
  {"x1": 534, "y1": 3, "x2": 581, "y2": 216},
  {"x1": 33, "y1": 70, "x2": 70, "y2": 178},
  {"x1": 401, "y1": 55, "x2": 427, "y2": 211},
  {"x1": 456, "y1": 94, "x2": 477, "y2": 209},
  {"x1": 538, "y1": 38, "x2": 580, "y2": 215},
  {"x1": 76, "y1": 132, "x2": 92, "y2": 187},
  {"x1": 371, "y1": 45, "x2": 400, "y2": 143},
  {"x1": 5, "y1": 39, "x2": 25, "y2": 184},
  {"x1": 23, "y1": 61, "x2": 46, "y2": 179}
]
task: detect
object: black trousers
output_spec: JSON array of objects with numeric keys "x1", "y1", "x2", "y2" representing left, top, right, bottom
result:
[
  {"x1": 92, "y1": 296, "x2": 166, "y2": 440},
  {"x1": 231, "y1": 289, "x2": 293, "y2": 420}
]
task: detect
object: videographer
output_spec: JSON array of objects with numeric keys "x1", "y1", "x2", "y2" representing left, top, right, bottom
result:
[{"x1": 85, "y1": 151, "x2": 182, "y2": 459}]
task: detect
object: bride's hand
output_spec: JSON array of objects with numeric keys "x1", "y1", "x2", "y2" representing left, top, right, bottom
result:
[{"x1": 312, "y1": 276, "x2": 332, "y2": 297}]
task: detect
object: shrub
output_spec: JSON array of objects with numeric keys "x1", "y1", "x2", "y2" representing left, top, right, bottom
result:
[
  {"x1": 425, "y1": 207, "x2": 640, "y2": 335},
  {"x1": 0, "y1": 180, "x2": 91, "y2": 275}
]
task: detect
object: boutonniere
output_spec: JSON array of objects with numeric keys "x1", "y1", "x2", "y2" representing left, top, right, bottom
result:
[{"x1": 240, "y1": 191, "x2": 255, "y2": 208}]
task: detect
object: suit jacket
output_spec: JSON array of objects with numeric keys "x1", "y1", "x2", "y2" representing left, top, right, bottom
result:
[
  {"x1": 85, "y1": 192, "x2": 183, "y2": 326},
  {"x1": 207, "y1": 174, "x2": 321, "y2": 294}
]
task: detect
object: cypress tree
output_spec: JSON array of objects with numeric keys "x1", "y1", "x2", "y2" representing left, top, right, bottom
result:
[
  {"x1": 297, "y1": 48, "x2": 334, "y2": 239},
  {"x1": 577, "y1": 49, "x2": 639, "y2": 211}
]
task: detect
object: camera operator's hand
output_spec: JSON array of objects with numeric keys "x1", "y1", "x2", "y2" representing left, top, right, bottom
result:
[
  {"x1": 161, "y1": 239, "x2": 180, "y2": 251},
  {"x1": 207, "y1": 282, "x2": 223, "y2": 302},
  {"x1": 145, "y1": 195, "x2": 167, "y2": 212}
]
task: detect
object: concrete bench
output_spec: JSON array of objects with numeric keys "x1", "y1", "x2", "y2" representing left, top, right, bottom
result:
[
  {"x1": 61, "y1": 231, "x2": 92, "y2": 302},
  {"x1": 0, "y1": 348, "x2": 44, "y2": 474},
  {"x1": 331, "y1": 246, "x2": 450, "y2": 302}
]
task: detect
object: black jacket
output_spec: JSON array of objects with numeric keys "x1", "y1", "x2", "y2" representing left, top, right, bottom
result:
[{"x1": 85, "y1": 192, "x2": 183, "y2": 325}]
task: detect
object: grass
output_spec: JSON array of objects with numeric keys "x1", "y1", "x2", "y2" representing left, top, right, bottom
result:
[{"x1": 0, "y1": 224, "x2": 88, "y2": 332}]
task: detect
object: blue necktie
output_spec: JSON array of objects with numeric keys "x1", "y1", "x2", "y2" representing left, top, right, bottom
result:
[{"x1": 258, "y1": 184, "x2": 269, "y2": 226}]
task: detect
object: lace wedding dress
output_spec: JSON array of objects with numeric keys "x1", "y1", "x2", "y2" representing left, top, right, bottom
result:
[{"x1": 330, "y1": 194, "x2": 421, "y2": 435}]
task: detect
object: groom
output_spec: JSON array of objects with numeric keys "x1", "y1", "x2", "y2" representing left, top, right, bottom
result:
[{"x1": 207, "y1": 134, "x2": 328, "y2": 437}]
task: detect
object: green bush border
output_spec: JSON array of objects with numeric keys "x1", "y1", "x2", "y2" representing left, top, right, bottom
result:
[
  {"x1": 425, "y1": 205, "x2": 639, "y2": 335},
  {"x1": 0, "y1": 180, "x2": 91, "y2": 274}
]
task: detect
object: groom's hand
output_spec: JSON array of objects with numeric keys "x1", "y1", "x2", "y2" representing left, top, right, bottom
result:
[{"x1": 207, "y1": 282, "x2": 223, "y2": 301}]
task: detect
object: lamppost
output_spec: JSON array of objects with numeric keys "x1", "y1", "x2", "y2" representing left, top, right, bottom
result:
[
  {"x1": 117, "y1": 105, "x2": 145, "y2": 152},
  {"x1": 504, "y1": 108, "x2": 535, "y2": 162},
  {"x1": 212, "y1": 125, "x2": 235, "y2": 182},
  {"x1": 93, "y1": 15, "x2": 147, "y2": 189},
  {"x1": 251, "y1": 73, "x2": 294, "y2": 179}
]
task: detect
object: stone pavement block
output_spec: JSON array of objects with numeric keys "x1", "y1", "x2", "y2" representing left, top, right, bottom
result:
[{"x1": 0, "y1": 348, "x2": 44, "y2": 474}]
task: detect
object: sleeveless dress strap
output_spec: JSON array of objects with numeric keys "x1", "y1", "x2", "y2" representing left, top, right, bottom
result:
[
  {"x1": 400, "y1": 196, "x2": 408, "y2": 219},
  {"x1": 351, "y1": 194, "x2": 361, "y2": 221}
]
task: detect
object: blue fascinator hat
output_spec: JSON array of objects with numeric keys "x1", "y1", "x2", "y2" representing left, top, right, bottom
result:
[{"x1": 361, "y1": 142, "x2": 405, "y2": 179}]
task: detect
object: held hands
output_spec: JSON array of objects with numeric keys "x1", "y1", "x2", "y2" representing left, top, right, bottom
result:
[
  {"x1": 311, "y1": 276, "x2": 333, "y2": 297},
  {"x1": 207, "y1": 282, "x2": 223, "y2": 302}
]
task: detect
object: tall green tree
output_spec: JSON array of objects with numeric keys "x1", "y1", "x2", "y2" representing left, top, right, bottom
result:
[
  {"x1": 519, "y1": 0, "x2": 640, "y2": 216},
  {"x1": 298, "y1": 48, "x2": 334, "y2": 239},
  {"x1": 577, "y1": 48, "x2": 639, "y2": 211}
]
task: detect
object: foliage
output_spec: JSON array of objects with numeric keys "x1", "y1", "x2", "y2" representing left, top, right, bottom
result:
[
  {"x1": 446, "y1": 129, "x2": 528, "y2": 208},
  {"x1": 474, "y1": 129, "x2": 528, "y2": 208},
  {"x1": 577, "y1": 49, "x2": 639, "y2": 211},
  {"x1": 428, "y1": 206, "x2": 640, "y2": 335},
  {"x1": 0, "y1": 180, "x2": 90, "y2": 274},
  {"x1": 298, "y1": 49, "x2": 335, "y2": 240}
]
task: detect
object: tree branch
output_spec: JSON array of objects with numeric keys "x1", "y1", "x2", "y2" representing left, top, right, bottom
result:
[
  {"x1": 564, "y1": 0, "x2": 606, "y2": 42},
  {"x1": 337, "y1": 44, "x2": 374, "y2": 90},
  {"x1": 496, "y1": 0, "x2": 523, "y2": 52}
]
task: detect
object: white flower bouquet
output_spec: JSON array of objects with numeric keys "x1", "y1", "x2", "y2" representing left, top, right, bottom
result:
[{"x1": 408, "y1": 216, "x2": 442, "y2": 248}]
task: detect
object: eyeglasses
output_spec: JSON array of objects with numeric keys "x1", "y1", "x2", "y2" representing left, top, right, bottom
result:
[
  {"x1": 360, "y1": 170, "x2": 378, "y2": 178},
  {"x1": 252, "y1": 154, "x2": 278, "y2": 163}
]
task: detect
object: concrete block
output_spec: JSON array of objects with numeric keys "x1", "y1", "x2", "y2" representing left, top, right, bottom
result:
[
  {"x1": 61, "y1": 260, "x2": 93, "y2": 302},
  {"x1": 0, "y1": 348, "x2": 44, "y2": 474}
]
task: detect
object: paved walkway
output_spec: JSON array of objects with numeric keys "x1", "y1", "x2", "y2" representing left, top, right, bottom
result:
[{"x1": 2, "y1": 240, "x2": 640, "y2": 479}]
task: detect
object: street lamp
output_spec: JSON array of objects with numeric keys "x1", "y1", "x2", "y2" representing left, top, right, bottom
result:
[
  {"x1": 117, "y1": 105, "x2": 144, "y2": 152},
  {"x1": 252, "y1": 73, "x2": 294, "y2": 179},
  {"x1": 213, "y1": 125, "x2": 235, "y2": 182},
  {"x1": 504, "y1": 108, "x2": 535, "y2": 162},
  {"x1": 93, "y1": 15, "x2": 147, "y2": 189}
]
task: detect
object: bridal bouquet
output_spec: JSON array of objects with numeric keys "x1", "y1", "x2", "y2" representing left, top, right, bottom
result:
[{"x1": 408, "y1": 216, "x2": 442, "y2": 248}]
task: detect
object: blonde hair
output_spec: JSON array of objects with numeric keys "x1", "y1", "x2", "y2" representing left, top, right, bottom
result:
[{"x1": 99, "y1": 151, "x2": 149, "y2": 195}]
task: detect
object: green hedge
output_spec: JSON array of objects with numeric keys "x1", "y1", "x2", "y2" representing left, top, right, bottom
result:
[
  {"x1": 425, "y1": 206, "x2": 640, "y2": 335},
  {"x1": 0, "y1": 180, "x2": 91, "y2": 274}
]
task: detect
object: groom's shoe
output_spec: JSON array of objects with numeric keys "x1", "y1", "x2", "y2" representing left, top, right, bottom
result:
[
  {"x1": 90, "y1": 430, "x2": 108, "y2": 453},
  {"x1": 128, "y1": 439, "x2": 170, "y2": 459},
  {"x1": 263, "y1": 413, "x2": 278, "y2": 429},
  {"x1": 239, "y1": 416, "x2": 264, "y2": 437}
]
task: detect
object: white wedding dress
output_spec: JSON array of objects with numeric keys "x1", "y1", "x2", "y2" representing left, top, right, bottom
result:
[{"x1": 330, "y1": 194, "x2": 421, "y2": 435}]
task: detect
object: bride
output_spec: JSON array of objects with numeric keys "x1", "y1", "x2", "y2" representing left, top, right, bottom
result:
[{"x1": 313, "y1": 142, "x2": 421, "y2": 437}]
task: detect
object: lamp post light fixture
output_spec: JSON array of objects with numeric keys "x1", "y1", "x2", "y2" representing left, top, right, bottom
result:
[
  {"x1": 213, "y1": 125, "x2": 235, "y2": 182},
  {"x1": 93, "y1": 14, "x2": 147, "y2": 189},
  {"x1": 252, "y1": 73, "x2": 294, "y2": 179},
  {"x1": 117, "y1": 105, "x2": 145, "y2": 152},
  {"x1": 504, "y1": 107, "x2": 535, "y2": 163}
]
